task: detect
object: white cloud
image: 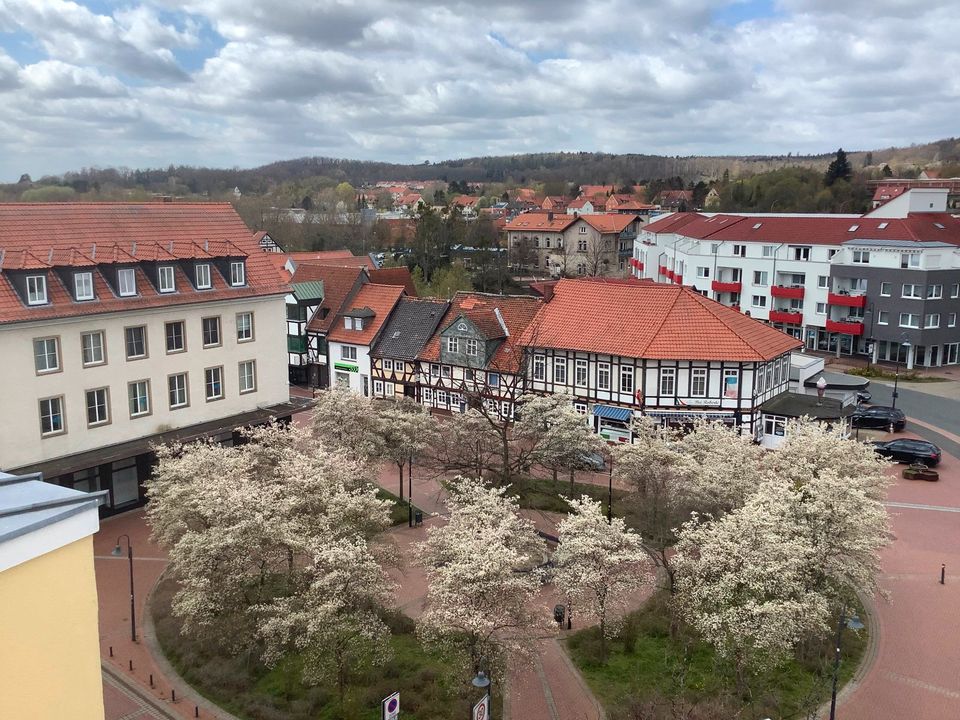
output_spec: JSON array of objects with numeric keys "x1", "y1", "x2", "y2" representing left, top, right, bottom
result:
[{"x1": 21, "y1": 60, "x2": 127, "y2": 99}]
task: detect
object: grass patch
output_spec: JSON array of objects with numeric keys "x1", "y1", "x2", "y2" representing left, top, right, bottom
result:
[
  {"x1": 152, "y1": 575, "x2": 497, "y2": 720},
  {"x1": 506, "y1": 474, "x2": 630, "y2": 514},
  {"x1": 567, "y1": 592, "x2": 868, "y2": 720},
  {"x1": 376, "y1": 487, "x2": 421, "y2": 526},
  {"x1": 846, "y1": 367, "x2": 948, "y2": 383}
]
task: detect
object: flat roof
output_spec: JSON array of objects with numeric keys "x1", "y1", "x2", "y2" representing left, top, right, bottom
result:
[
  {"x1": 0, "y1": 473, "x2": 106, "y2": 546},
  {"x1": 761, "y1": 392, "x2": 853, "y2": 420}
]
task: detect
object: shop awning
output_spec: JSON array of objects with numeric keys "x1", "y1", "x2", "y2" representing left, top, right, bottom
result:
[{"x1": 592, "y1": 405, "x2": 633, "y2": 422}]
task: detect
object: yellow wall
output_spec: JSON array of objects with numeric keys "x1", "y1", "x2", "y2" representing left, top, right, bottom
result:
[{"x1": 0, "y1": 536, "x2": 105, "y2": 720}]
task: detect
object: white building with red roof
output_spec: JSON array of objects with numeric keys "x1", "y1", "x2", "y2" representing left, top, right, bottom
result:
[
  {"x1": 0, "y1": 202, "x2": 296, "y2": 514},
  {"x1": 632, "y1": 188, "x2": 960, "y2": 368}
]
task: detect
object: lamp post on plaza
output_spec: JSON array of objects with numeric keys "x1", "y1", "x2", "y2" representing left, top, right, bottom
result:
[
  {"x1": 829, "y1": 611, "x2": 865, "y2": 720},
  {"x1": 892, "y1": 340, "x2": 911, "y2": 409},
  {"x1": 472, "y1": 670, "x2": 492, "y2": 719},
  {"x1": 112, "y1": 534, "x2": 136, "y2": 643}
]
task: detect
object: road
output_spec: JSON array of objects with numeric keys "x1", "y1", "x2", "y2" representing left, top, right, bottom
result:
[{"x1": 864, "y1": 381, "x2": 960, "y2": 456}]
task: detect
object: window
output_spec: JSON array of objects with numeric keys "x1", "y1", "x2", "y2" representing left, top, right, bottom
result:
[
  {"x1": 751, "y1": 295, "x2": 767, "y2": 308},
  {"x1": 447, "y1": 337, "x2": 459, "y2": 353},
  {"x1": 39, "y1": 396, "x2": 65, "y2": 436},
  {"x1": 239, "y1": 360, "x2": 256, "y2": 393},
  {"x1": 341, "y1": 345, "x2": 357, "y2": 361},
  {"x1": 853, "y1": 250, "x2": 870, "y2": 264},
  {"x1": 436, "y1": 389, "x2": 448, "y2": 406},
  {"x1": 900, "y1": 253, "x2": 920, "y2": 269},
  {"x1": 354, "y1": 318, "x2": 364, "y2": 331},
  {"x1": 880, "y1": 282, "x2": 891, "y2": 297},
  {"x1": 86, "y1": 388, "x2": 109, "y2": 426},
  {"x1": 430, "y1": 363, "x2": 440, "y2": 377},
  {"x1": 878, "y1": 311, "x2": 889, "y2": 325},
  {"x1": 487, "y1": 372, "x2": 500, "y2": 387},
  {"x1": 236, "y1": 312, "x2": 254, "y2": 342},
  {"x1": 757, "y1": 364, "x2": 766, "y2": 394},
  {"x1": 762, "y1": 245, "x2": 776, "y2": 257},
  {"x1": 117, "y1": 268, "x2": 137, "y2": 296},
  {"x1": 818, "y1": 276, "x2": 829, "y2": 289},
  {"x1": 533, "y1": 355, "x2": 546, "y2": 381},
  {"x1": 763, "y1": 414, "x2": 786, "y2": 437},
  {"x1": 710, "y1": 243, "x2": 720, "y2": 254},
  {"x1": 753, "y1": 271, "x2": 768, "y2": 286},
  {"x1": 441, "y1": 365, "x2": 451, "y2": 378},
  {"x1": 373, "y1": 379, "x2": 384, "y2": 396},
  {"x1": 792, "y1": 246, "x2": 810, "y2": 261},
  {"x1": 81, "y1": 331, "x2": 105, "y2": 366},
  {"x1": 697, "y1": 267, "x2": 710, "y2": 279},
  {"x1": 575, "y1": 358, "x2": 588, "y2": 386},
  {"x1": 828, "y1": 249, "x2": 838, "y2": 259},
  {"x1": 230, "y1": 261, "x2": 246, "y2": 286},
  {"x1": 195, "y1": 263, "x2": 212, "y2": 289},
  {"x1": 168, "y1": 373, "x2": 188, "y2": 409},
  {"x1": 899, "y1": 313, "x2": 919, "y2": 328},
  {"x1": 902, "y1": 284, "x2": 922, "y2": 299},
  {"x1": 577, "y1": 239, "x2": 587, "y2": 252},
  {"x1": 574, "y1": 402, "x2": 587, "y2": 415},
  {"x1": 344, "y1": 316, "x2": 354, "y2": 330},
  {"x1": 579, "y1": 225, "x2": 587, "y2": 234},
  {"x1": 128, "y1": 380, "x2": 150, "y2": 417},
  {"x1": 620, "y1": 365, "x2": 634, "y2": 393},
  {"x1": 732, "y1": 244, "x2": 746, "y2": 257},
  {"x1": 597, "y1": 362, "x2": 611, "y2": 390},
  {"x1": 924, "y1": 313, "x2": 940, "y2": 329},
  {"x1": 74, "y1": 272, "x2": 94, "y2": 300},
  {"x1": 952, "y1": 284, "x2": 960, "y2": 299},
  {"x1": 158, "y1": 265, "x2": 175, "y2": 293},
  {"x1": 850, "y1": 277, "x2": 867, "y2": 292},
  {"x1": 125, "y1": 326, "x2": 147, "y2": 359},
  {"x1": 659, "y1": 368, "x2": 676, "y2": 396},
  {"x1": 723, "y1": 369, "x2": 739, "y2": 397},
  {"x1": 287, "y1": 304, "x2": 307, "y2": 322},
  {"x1": 165, "y1": 321, "x2": 186, "y2": 353},
  {"x1": 816, "y1": 302, "x2": 827, "y2": 314},
  {"x1": 34, "y1": 337, "x2": 60, "y2": 373},
  {"x1": 927, "y1": 284, "x2": 943, "y2": 299},
  {"x1": 26, "y1": 274, "x2": 47, "y2": 305},
  {"x1": 554, "y1": 357, "x2": 567, "y2": 384},
  {"x1": 205, "y1": 367, "x2": 224, "y2": 401},
  {"x1": 202, "y1": 316, "x2": 221, "y2": 347},
  {"x1": 691, "y1": 368, "x2": 707, "y2": 397},
  {"x1": 465, "y1": 338, "x2": 478, "y2": 356},
  {"x1": 949, "y1": 313, "x2": 957, "y2": 328}
]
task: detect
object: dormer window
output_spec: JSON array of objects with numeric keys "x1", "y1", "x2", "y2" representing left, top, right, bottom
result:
[
  {"x1": 447, "y1": 337, "x2": 459, "y2": 353},
  {"x1": 345, "y1": 316, "x2": 353, "y2": 330},
  {"x1": 74, "y1": 271, "x2": 94, "y2": 301},
  {"x1": 230, "y1": 261, "x2": 246, "y2": 286},
  {"x1": 195, "y1": 263, "x2": 212, "y2": 289},
  {"x1": 26, "y1": 274, "x2": 47, "y2": 305},
  {"x1": 118, "y1": 268, "x2": 136, "y2": 296},
  {"x1": 355, "y1": 317, "x2": 363, "y2": 331},
  {"x1": 158, "y1": 265, "x2": 175, "y2": 293}
]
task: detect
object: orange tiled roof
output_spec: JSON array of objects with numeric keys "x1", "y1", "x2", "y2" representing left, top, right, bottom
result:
[
  {"x1": 287, "y1": 250, "x2": 374, "y2": 270},
  {"x1": 327, "y1": 283, "x2": 405, "y2": 345},
  {"x1": 419, "y1": 292, "x2": 542, "y2": 374},
  {"x1": 520, "y1": 279, "x2": 801, "y2": 362},
  {"x1": 581, "y1": 213, "x2": 638, "y2": 233},
  {"x1": 0, "y1": 202, "x2": 285, "y2": 325},
  {"x1": 369, "y1": 267, "x2": 417, "y2": 296},
  {"x1": 296, "y1": 263, "x2": 367, "y2": 335},
  {"x1": 504, "y1": 212, "x2": 577, "y2": 232}
]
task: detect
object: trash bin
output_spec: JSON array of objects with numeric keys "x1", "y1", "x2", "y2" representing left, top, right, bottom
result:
[
  {"x1": 414, "y1": 509, "x2": 423, "y2": 526},
  {"x1": 553, "y1": 604, "x2": 565, "y2": 625}
]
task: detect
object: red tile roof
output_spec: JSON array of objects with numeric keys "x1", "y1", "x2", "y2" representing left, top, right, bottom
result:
[
  {"x1": 872, "y1": 185, "x2": 907, "y2": 203},
  {"x1": 520, "y1": 279, "x2": 801, "y2": 362},
  {"x1": 504, "y1": 213, "x2": 577, "y2": 232},
  {"x1": 327, "y1": 283, "x2": 405, "y2": 345},
  {"x1": 452, "y1": 195, "x2": 479, "y2": 207},
  {"x1": 287, "y1": 250, "x2": 374, "y2": 270},
  {"x1": 567, "y1": 197, "x2": 594, "y2": 210},
  {"x1": 582, "y1": 213, "x2": 638, "y2": 234},
  {"x1": 0, "y1": 202, "x2": 285, "y2": 325},
  {"x1": 369, "y1": 266, "x2": 417, "y2": 296},
  {"x1": 579, "y1": 185, "x2": 615, "y2": 198},
  {"x1": 296, "y1": 263, "x2": 367, "y2": 334},
  {"x1": 642, "y1": 212, "x2": 705, "y2": 234},
  {"x1": 419, "y1": 292, "x2": 542, "y2": 374}
]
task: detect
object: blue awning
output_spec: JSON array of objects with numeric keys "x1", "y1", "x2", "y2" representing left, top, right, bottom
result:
[{"x1": 592, "y1": 404, "x2": 633, "y2": 422}]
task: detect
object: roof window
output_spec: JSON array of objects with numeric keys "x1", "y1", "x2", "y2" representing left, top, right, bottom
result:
[
  {"x1": 877, "y1": 222, "x2": 888, "y2": 229},
  {"x1": 752, "y1": 223, "x2": 762, "y2": 230},
  {"x1": 935, "y1": 223, "x2": 945, "y2": 229},
  {"x1": 848, "y1": 225, "x2": 859, "y2": 232}
]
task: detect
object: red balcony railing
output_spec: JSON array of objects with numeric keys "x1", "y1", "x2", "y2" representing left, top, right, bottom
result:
[
  {"x1": 674, "y1": 274, "x2": 683, "y2": 284},
  {"x1": 711, "y1": 280, "x2": 742, "y2": 293},
  {"x1": 828, "y1": 292, "x2": 867, "y2": 308},
  {"x1": 658, "y1": 265, "x2": 668, "y2": 276},
  {"x1": 769, "y1": 310, "x2": 803, "y2": 324},
  {"x1": 666, "y1": 269, "x2": 675, "y2": 280},
  {"x1": 826, "y1": 319, "x2": 864, "y2": 335},
  {"x1": 771, "y1": 285, "x2": 805, "y2": 299}
]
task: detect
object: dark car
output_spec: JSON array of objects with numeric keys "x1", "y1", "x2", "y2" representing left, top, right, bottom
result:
[
  {"x1": 851, "y1": 405, "x2": 906, "y2": 431},
  {"x1": 856, "y1": 389, "x2": 872, "y2": 405},
  {"x1": 872, "y1": 439, "x2": 941, "y2": 466}
]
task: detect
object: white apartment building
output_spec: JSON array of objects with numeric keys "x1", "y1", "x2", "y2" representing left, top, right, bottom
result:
[
  {"x1": 632, "y1": 189, "x2": 960, "y2": 367},
  {"x1": 0, "y1": 203, "x2": 292, "y2": 515}
]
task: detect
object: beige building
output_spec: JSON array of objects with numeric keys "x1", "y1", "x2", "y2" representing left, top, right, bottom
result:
[
  {"x1": 0, "y1": 203, "x2": 296, "y2": 515},
  {"x1": 0, "y1": 472, "x2": 107, "y2": 719}
]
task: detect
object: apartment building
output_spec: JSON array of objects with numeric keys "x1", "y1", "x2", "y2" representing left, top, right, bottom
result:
[
  {"x1": 370, "y1": 297, "x2": 449, "y2": 400},
  {"x1": 520, "y1": 279, "x2": 800, "y2": 441},
  {"x1": 632, "y1": 188, "x2": 960, "y2": 368},
  {"x1": 0, "y1": 203, "x2": 292, "y2": 514}
]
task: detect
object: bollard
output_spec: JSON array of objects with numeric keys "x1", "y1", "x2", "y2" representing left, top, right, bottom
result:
[
  {"x1": 149, "y1": 674, "x2": 154, "y2": 688},
  {"x1": 128, "y1": 660, "x2": 133, "y2": 671},
  {"x1": 195, "y1": 706, "x2": 200, "y2": 718},
  {"x1": 941, "y1": 564, "x2": 946, "y2": 585},
  {"x1": 109, "y1": 646, "x2": 113, "y2": 658},
  {"x1": 171, "y1": 689, "x2": 176, "y2": 703}
]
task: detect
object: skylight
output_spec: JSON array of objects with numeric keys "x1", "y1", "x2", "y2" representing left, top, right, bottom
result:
[
  {"x1": 848, "y1": 225, "x2": 859, "y2": 232},
  {"x1": 752, "y1": 223, "x2": 762, "y2": 229},
  {"x1": 935, "y1": 223, "x2": 945, "y2": 229},
  {"x1": 877, "y1": 222, "x2": 888, "y2": 229}
]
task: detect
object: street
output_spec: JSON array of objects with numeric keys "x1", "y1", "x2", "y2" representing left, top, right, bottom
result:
[{"x1": 866, "y1": 381, "x2": 960, "y2": 456}]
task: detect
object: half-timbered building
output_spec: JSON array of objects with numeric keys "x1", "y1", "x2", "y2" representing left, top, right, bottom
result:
[
  {"x1": 519, "y1": 278, "x2": 802, "y2": 441},
  {"x1": 370, "y1": 297, "x2": 449, "y2": 400},
  {"x1": 417, "y1": 293, "x2": 542, "y2": 419}
]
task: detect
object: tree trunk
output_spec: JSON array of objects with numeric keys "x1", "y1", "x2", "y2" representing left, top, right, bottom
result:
[
  {"x1": 552, "y1": 467, "x2": 558, "y2": 485},
  {"x1": 398, "y1": 462, "x2": 404, "y2": 500}
]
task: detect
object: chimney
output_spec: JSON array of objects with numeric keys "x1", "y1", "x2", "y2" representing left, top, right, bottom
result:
[
  {"x1": 543, "y1": 283, "x2": 555, "y2": 303},
  {"x1": 547, "y1": 211, "x2": 554, "y2": 222}
]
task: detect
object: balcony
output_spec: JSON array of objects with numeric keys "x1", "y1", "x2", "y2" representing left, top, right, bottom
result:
[
  {"x1": 771, "y1": 285, "x2": 805, "y2": 299},
  {"x1": 658, "y1": 264, "x2": 668, "y2": 276},
  {"x1": 711, "y1": 280, "x2": 742, "y2": 293},
  {"x1": 828, "y1": 292, "x2": 867, "y2": 308},
  {"x1": 287, "y1": 334, "x2": 307, "y2": 353},
  {"x1": 674, "y1": 274, "x2": 683, "y2": 285},
  {"x1": 769, "y1": 310, "x2": 803, "y2": 324},
  {"x1": 826, "y1": 319, "x2": 864, "y2": 335},
  {"x1": 666, "y1": 269, "x2": 675, "y2": 280}
]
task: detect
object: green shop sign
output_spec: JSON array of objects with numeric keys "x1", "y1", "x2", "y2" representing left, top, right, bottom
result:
[{"x1": 334, "y1": 362, "x2": 359, "y2": 372}]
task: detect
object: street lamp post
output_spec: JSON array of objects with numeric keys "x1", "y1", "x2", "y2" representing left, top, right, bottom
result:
[
  {"x1": 112, "y1": 534, "x2": 136, "y2": 643},
  {"x1": 829, "y1": 611, "x2": 865, "y2": 720},
  {"x1": 408, "y1": 454, "x2": 414, "y2": 528},
  {"x1": 472, "y1": 670, "x2": 492, "y2": 719},
  {"x1": 607, "y1": 458, "x2": 613, "y2": 525},
  {"x1": 892, "y1": 340, "x2": 911, "y2": 409}
]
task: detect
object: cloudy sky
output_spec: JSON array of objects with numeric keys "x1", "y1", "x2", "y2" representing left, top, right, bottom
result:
[{"x1": 0, "y1": 0, "x2": 957, "y2": 180}]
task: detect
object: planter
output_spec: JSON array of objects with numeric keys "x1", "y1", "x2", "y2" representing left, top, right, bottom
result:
[{"x1": 903, "y1": 464, "x2": 939, "y2": 482}]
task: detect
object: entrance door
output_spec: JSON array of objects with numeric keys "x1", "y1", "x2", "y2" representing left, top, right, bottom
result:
[{"x1": 929, "y1": 345, "x2": 940, "y2": 367}]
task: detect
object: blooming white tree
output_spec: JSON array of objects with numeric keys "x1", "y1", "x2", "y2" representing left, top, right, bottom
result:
[
  {"x1": 311, "y1": 384, "x2": 385, "y2": 461},
  {"x1": 675, "y1": 419, "x2": 765, "y2": 513},
  {"x1": 417, "y1": 477, "x2": 549, "y2": 679},
  {"x1": 374, "y1": 396, "x2": 438, "y2": 501},
  {"x1": 146, "y1": 422, "x2": 393, "y2": 689},
  {"x1": 517, "y1": 393, "x2": 607, "y2": 486},
  {"x1": 553, "y1": 496, "x2": 651, "y2": 658}
]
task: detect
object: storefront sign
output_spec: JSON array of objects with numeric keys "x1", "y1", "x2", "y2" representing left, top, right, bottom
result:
[{"x1": 334, "y1": 362, "x2": 359, "y2": 372}]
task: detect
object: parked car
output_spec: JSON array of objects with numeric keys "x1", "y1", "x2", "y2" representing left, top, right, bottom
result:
[
  {"x1": 872, "y1": 439, "x2": 941, "y2": 466},
  {"x1": 576, "y1": 451, "x2": 607, "y2": 471},
  {"x1": 851, "y1": 405, "x2": 905, "y2": 431},
  {"x1": 856, "y1": 389, "x2": 872, "y2": 405}
]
